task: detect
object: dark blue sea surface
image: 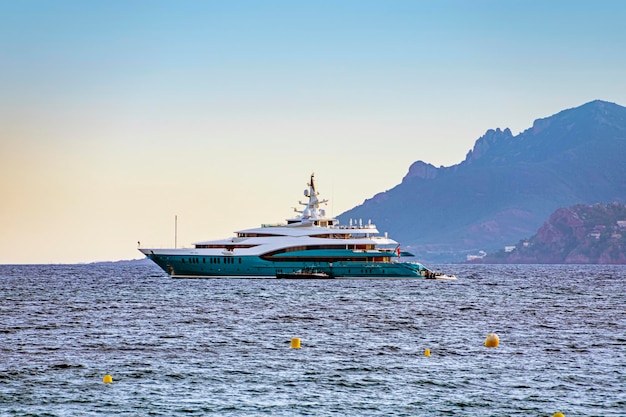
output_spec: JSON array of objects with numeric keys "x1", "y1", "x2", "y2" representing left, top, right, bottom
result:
[{"x1": 0, "y1": 263, "x2": 625, "y2": 416}]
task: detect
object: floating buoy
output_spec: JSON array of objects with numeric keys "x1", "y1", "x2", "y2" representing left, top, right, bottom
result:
[
  {"x1": 424, "y1": 349, "x2": 431, "y2": 357},
  {"x1": 553, "y1": 413, "x2": 564, "y2": 417},
  {"x1": 103, "y1": 374, "x2": 113, "y2": 384},
  {"x1": 290, "y1": 337, "x2": 301, "y2": 349},
  {"x1": 484, "y1": 333, "x2": 499, "y2": 348}
]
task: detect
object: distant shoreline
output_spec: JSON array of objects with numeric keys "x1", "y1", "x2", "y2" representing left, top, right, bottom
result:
[{"x1": 0, "y1": 258, "x2": 153, "y2": 267}]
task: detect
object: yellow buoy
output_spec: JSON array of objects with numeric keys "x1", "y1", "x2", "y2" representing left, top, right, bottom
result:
[
  {"x1": 484, "y1": 333, "x2": 499, "y2": 348},
  {"x1": 553, "y1": 413, "x2": 564, "y2": 417},
  {"x1": 103, "y1": 374, "x2": 113, "y2": 384},
  {"x1": 424, "y1": 349, "x2": 431, "y2": 357},
  {"x1": 290, "y1": 337, "x2": 301, "y2": 349}
]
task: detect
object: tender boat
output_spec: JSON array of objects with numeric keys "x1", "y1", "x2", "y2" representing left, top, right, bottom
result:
[
  {"x1": 276, "y1": 268, "x2": 333, "y2": 279},
  {"x1": 139, "y1": 174, "x2": 455, "y2": 279}
]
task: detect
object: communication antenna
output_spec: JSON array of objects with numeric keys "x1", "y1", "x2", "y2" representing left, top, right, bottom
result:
[
  {"x1": 175, "y1": 215, "x2": 178, "y2": 248},
  {"x1": 331, "y1": 179, "x2": 334, "y2": 218}
]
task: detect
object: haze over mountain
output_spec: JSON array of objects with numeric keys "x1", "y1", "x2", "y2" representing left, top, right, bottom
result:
[{"x1": 338, "y1": 100, "x2": 626, "y2": 262}]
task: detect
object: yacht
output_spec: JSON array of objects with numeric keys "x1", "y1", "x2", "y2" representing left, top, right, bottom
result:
[{"x1": 139, "y1": 174, "x2": 452, "y2": 279}]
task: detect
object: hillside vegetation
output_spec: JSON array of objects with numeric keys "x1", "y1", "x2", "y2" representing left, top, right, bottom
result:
[{"x1": 474, "y1": 203, "x2": 626, "y2": 264}]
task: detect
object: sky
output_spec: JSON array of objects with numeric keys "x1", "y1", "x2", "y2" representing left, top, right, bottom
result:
[{"x1": 1, "y1": 0, "x2": 626, "y2": 264}]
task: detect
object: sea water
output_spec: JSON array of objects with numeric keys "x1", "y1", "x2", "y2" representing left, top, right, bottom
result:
[{"x1": 0, "y1": 263, "x2": 624, "y2": 416}]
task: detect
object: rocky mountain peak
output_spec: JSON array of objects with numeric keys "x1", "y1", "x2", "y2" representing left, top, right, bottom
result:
[
  {"x1": 402, "y1": 160, "x2": 439, "y2": 181},
  {"x1": 463, "y1": 127, "x2": 513, "y2": 164},
  {"x1": 529, "y1": 99, "x2": 626, "y2": 136},
  {"x1": 338, "y1": 99, "x2": 626, "y2": 263}
]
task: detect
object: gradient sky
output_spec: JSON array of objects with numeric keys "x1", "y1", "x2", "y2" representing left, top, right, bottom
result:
[{"x1": 2, "y1": 0, "x2": 626, "y2": 263}]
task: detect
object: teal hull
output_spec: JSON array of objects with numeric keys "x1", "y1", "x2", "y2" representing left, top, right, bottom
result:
[{"x1": 146, "y1": 253, "x2": 429, "y2": 278}]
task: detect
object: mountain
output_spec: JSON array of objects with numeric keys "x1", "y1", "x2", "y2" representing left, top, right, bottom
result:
[
  {"x1": 338, "y1": 100, "x2": 626, "y2": 262},
  {"x1": 473, "y1": 203, "x2": 626, "y2": 264}
]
